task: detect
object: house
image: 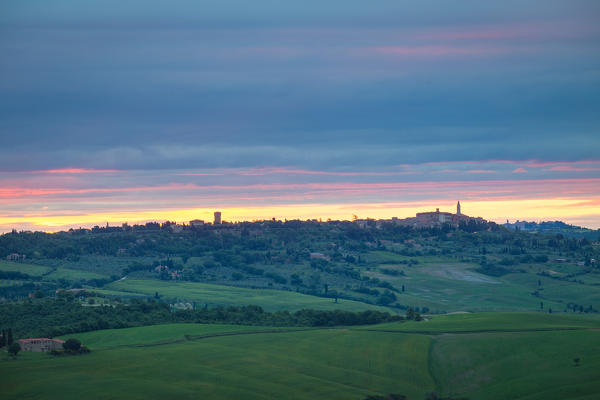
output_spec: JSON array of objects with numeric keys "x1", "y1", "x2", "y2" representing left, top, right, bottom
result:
[
  {"x1": 19, "y1": 338, "x2": 65, "y2": 352},
  {"x1": 6, "y1": 253, "x2": 26, "y2": 262}
]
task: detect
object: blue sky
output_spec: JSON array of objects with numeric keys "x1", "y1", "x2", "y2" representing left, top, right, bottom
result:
[{"x1": 1, "y1": 1, "x2": 599, "y2": 230}]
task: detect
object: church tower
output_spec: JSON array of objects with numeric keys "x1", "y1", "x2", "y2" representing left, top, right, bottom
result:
[{"x1": 457, "y1": 201, "x2": 461, "y2": 216}]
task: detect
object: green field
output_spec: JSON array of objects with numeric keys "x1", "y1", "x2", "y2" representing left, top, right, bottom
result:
[
  {"x1": 0, "y1": 260, "x2": 53, "y2": 276},
  {"x1": 2, "y1": 313, "x2": 599, "y2": 400},
  {"x1": 105, "y1": 278, "x2": 395, "y2": 313},
  {"x1": 432, "y1": 329, "x2": 600, "y2": 399},
  {"x1": 45, "y1": 268, "x2": 109, "y2": 281},
  {"x1": 359, "y1": 312, "x2": 600, "y2": 333},
  {"x1": 362, "y1": 256, "x2": 600, "y2": 313},
  {"x1": 2, "y1": 328, "x2": 433, "y2": 400},
  {"x1": 58, "y1": 323, "x2": 300, "y2": 349}
]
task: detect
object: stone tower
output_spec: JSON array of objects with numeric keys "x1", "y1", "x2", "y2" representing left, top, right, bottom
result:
[{"x1": 457, "y1": 201, "x2": 461, "y2": 215}]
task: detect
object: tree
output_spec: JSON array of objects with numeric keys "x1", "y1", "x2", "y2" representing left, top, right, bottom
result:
[
  {"x1": 63, "y1": 338, "x2": 82, "y2": 352},
  {"x1": 0, "y1": 329, "x2": 5, "y2": 347},
  {"x1": 8, "y1": 342, "x2": 21, "y2": 357},
  {"x1": 7, "y1": 328, "x2": 13, "y2": 345},
  {"x1": 573, "y1": 357, "x2": 580, "y2": 367}
]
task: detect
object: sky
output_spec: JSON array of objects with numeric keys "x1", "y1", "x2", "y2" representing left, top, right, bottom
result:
[{"x1": 1, "y1": 1, "x2": 599, "y2": 232}]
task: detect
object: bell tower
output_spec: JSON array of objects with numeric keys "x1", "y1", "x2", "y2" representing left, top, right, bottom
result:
[{"x1": 457, "y1": 201, "x2": 461, "y2": 216}]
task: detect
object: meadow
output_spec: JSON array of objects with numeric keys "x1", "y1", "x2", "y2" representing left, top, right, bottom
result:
[
  {"x1": 0, "y1": 260, "x2": 53, "y2": 276},
  {"x1": 1, "y1": 313, "x2": 598, "y2": 400},
  {"x1": 104, "y1": 278, "x2": 395, "y2": 313}
]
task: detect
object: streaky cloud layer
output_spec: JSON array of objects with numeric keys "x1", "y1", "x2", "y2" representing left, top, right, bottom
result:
[
  {"x1": 0, "y1": 1, "x2": 599, "y2": 231},
  {"x1": 0, "y1": 161, "x2": 599, "y2": 231}
]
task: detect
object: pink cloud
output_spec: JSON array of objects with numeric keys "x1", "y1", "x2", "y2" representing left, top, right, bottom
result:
[
  {"x1": 176, "y1": 167, "x2": 412, "y2": 177},
  {"x1": 177, "y1": 172, "x2": 225, "y2": 176},
  {"x1": 36, "y1": 168, "x2": 121, "y2": 174},
  {"x1": 467, "y1": 170, "x2": 497, "y2": 174},
  {"x1": 237, "y1": 167, "x2": 406, "y2": 177},
  {"x1": 0, "y1": 183, "x2": 200, "y2": 198},
  {"x1": 3, "y1": 178, "x2": 600, "y2": 200},
  {"x1": 512, "y1": 168, "x2": 528, "y2": 173},
  {"x1": 547, "y1": 166, "x2": 600, "y2": 172}
]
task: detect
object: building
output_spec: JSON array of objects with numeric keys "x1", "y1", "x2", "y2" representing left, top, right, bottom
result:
[
  {"x1": 214, "y1": 211, "x2": 222, "y2": 225},
  {"x1": 392, "y1": 201, "x2": 485, "y2": 228},
  {"x1": 189, "y1": 219, "x2": 204, "y2": 227},
  {"x1": 415, "y1": 208, "x2": 455, "y2": 226},
  {"x1": 18, "y1": 338, "x2": 65, "y2": 352},
  {"x1": 6, "y1": 253, "x2": 26, "y2": 262}
]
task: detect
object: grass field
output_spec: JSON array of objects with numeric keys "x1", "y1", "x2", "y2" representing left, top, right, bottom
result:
[
  {"x1": 2, "y1": 313, "x2": 599, "y2": 400},
  {"x1": 361, "y1": 254, "x2": 600, "y2": 313},
  {"x1": 0, "y1": 260, "x2": 53, "y2": 276},
  {"x1": 58, "y1": 323, "x2": 301, "y2": 349},
  {"x1": 45, "y1": 268, "x2": 109, "y2": 281},
  {"x1": 431, "y1": 330, "x2": 600, "y2": 400},
  {"x1": 358, "y1": 312, "x2": 600, "y2": 333},
  {"x1": 105, "y1": 278, "x2": 396, "y2": 313},
  {"x1": 1, "y1": 329, "x2": 433, "y2": 400}
]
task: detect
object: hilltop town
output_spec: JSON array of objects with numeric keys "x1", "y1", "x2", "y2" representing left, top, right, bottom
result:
[{"x1": 23, "y1": 201, "x2": 486, "y2": 237}]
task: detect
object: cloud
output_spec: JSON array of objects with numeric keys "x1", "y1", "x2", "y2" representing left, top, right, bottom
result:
[
  {"x1": 0, "y1": 2, "x2": 599, "y2": 230},
  {"x1": 37, "y1": 168, "x2": 121, "y2": 174},
  {"x1": 467, "y1": 170, "x2": 497, "y2": 174},
  {"x1": 547, "y1": 165, "x2": 600, "y2": 172}
]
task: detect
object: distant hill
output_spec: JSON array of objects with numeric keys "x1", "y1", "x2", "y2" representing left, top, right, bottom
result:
[{"x1": 503, "y1": 220, "x2": 599, "y2": 239}]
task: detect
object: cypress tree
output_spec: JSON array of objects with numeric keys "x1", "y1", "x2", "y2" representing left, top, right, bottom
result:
[
  {"x1": 7, "y1": 328, "x2": 13, "y2": 345},
  {"x1": 0, "y1": 329, "x2": 5, "y2": 347}
]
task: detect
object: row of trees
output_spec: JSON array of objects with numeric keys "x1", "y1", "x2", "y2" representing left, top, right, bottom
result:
[
  {"x1": 0, "y1": 298, "x2": 408, "y2": 339},
  {"x1": 0, "y1": 327, "x2": 21, "y2": 357},
  {"x1": 2, "y1": 219, "x2": 594, "y2": 261},
  {"x1": 0, "y1": 328, "x2": 14, "y2": 347}
]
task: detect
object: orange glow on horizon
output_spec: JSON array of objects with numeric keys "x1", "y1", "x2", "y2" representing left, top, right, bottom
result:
[{"x1": 1, "y1": 198, "x2": 599, "y2": 232}]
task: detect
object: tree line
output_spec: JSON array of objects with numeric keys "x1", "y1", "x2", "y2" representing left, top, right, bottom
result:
[{"x1": 0, "y1": 297, "x2": 406, "y2": 339}]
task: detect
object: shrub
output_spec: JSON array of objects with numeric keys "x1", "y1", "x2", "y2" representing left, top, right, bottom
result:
[
  {"x1": 63, "y1": 338, "x2": 81, "y2": 352},
  {"x1": 8, "y1": 342, "x2": 21, "y2": 357}
]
